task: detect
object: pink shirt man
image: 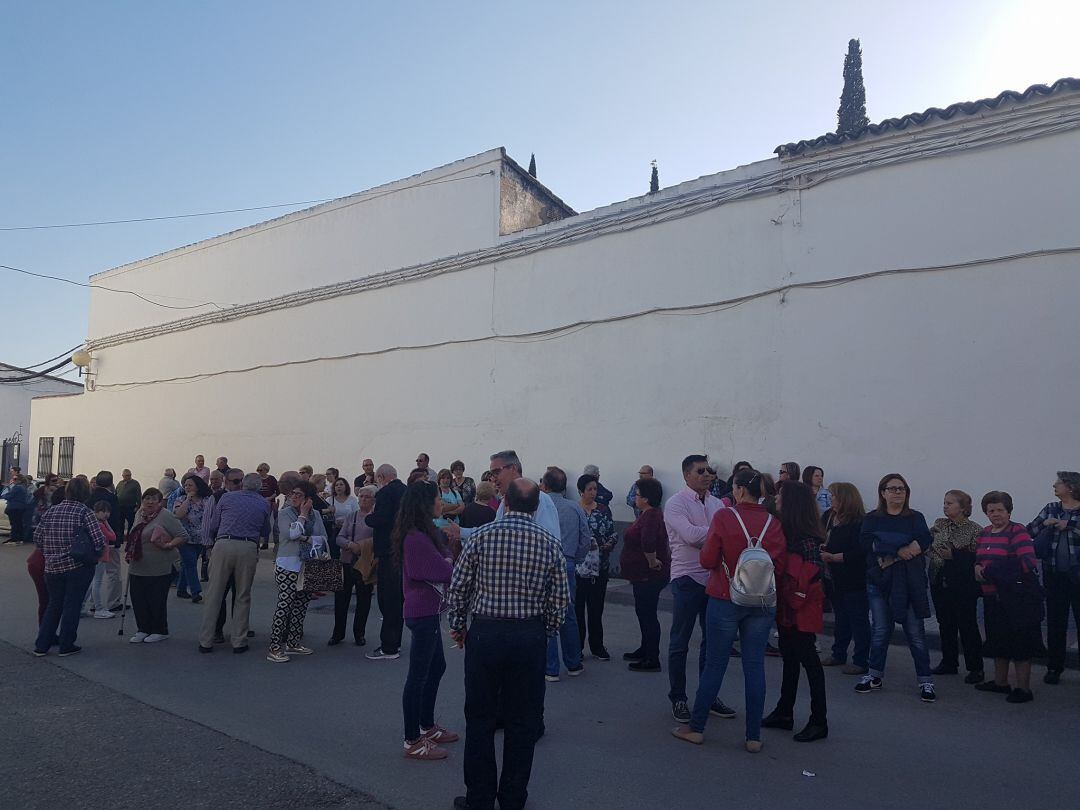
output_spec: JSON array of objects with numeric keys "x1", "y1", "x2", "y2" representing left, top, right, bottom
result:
[
  {"x1": 186, "y1": 466, "x2": 211, "y2": 483},
  {"x1": 664, "y1": 486, "x2": 723, "y2": 586}
]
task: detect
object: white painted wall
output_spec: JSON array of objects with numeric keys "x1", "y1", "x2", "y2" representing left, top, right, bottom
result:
[
  {"x1": 85, "y1": 150, "x2": 505, "y2": 340},
  {"x1": 0, "y1": 367, "x2": 81, "y2": 472},
  {"x1": 32, "y1": 119, "x2": 1080, "y2": 525}
]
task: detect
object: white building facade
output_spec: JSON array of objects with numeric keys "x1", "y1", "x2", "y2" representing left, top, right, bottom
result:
[
  {"x1": 30, "y1": 80, "x2": 1080, "y2": 522},
  {"x1": 0, "y1": 364, "x2": 81, "y2": 478}
]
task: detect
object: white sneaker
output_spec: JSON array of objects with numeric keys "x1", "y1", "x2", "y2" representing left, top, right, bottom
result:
[
  {"x1": 143, "y1": 634, "x2": 169, "y2": 643},
  {"x1": 129, "y1": 632, "x2": 149, "y2": 643},
  {"x1": 93, "y1": 610, "x2": 115, "y2": 619}
]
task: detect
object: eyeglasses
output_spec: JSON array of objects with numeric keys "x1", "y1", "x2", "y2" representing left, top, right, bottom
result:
[
  {"x1": 883, "y1": 486, "x2": 907, "y2": 493},
  {"x1": 490, "y1": 464, "x2": 512, "y2": 475},
  {"x1": 692, "y1": 468, "x2": 709, "y2": 475},
  {"x1": 290, "y1": 490, "x2": 305, "y2": 498}
]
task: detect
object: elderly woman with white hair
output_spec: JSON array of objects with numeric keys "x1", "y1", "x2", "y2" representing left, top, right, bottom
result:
[
  {"x1": 330, "y1": 484, "x2": 377, "y2": 646},
  {"x1": 582, "y1": 464, "x2": 614, "y2": 507},
  {"x1": 158, "y1": 468, "x2": 181, "y2": 502}
]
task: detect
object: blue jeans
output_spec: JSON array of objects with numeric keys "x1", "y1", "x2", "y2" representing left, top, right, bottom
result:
[
  {"x1": 546, "y1": 559, "x2": 581, "y2": 675},
  {"x1": 831, "y1": 589, "x2": 871, "y2": 668},
  {"x1": 402, "y1": 614, "x2": 446, "y2": 741},
  {"x1": 689, "y1": 597, "x2": 774, "y2": 740},
  {"x1": 867, "y1": 584, "x2": 933, "y2": 684},
  {"x1": 176, "y1": 543, "x2": 203, "y2": 597},
  {"x1": 667, "y1": 576, "x2": 708, "y2": 703},
  {"x1": 35, "y1": 565, "x2": 95, "y2": 653}
]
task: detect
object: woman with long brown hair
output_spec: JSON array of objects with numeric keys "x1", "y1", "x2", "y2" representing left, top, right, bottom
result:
[
  {"x1": 394, "y1": 480, "x2": 457, "y2": 760},
  {"x1": 820, "y1": 483, "x2": 869, "y2": 674},
  {"x1": 763, "y1": 480, "x2": 828, "y2": 742}
]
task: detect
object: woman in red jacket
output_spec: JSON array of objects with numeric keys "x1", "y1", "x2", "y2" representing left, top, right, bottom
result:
[
  {"x1": 763, "y1": 481, "x2": 828, "y2": 742},
  {"x1": 671, "y1": 469, "x2": 786, "y2": 753}
]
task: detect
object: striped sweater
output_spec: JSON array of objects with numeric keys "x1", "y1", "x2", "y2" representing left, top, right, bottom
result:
[{"x1": 976, "y1": 522, "x2": 1037, "y2": 596}]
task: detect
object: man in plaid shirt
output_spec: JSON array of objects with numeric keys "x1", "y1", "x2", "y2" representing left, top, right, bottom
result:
[
  {"x1": 448, "y1": 477, "x2": 569, "y2": 810},
  {"x1": 33, "y1": 477, "x2": 107, "y2": 657}
]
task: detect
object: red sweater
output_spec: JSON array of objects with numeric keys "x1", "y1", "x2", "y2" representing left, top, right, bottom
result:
[
  {"x1": 776, "y1": 550, "x2": 825, "y2": 633},
  {"x1": 701, "y1": 503, "x2": 786, "y2": 601},
  {"x1": 98, "y1": 521, "x2": 116, "y2": 563},
  {"x1": 976, "y1": 522, "x2": 1037, "y2": 596},
  {"x1": 620, "y1": 507, "x2": 670, "y2": 583}
]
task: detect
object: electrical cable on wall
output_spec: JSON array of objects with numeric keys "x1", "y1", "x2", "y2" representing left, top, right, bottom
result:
[
  {"x1": 92, "y1": 245, "x2": 1077, "y2": 391},
  {"x1": 84, "y1": 104, "x2": 1080, "y2": 353}
]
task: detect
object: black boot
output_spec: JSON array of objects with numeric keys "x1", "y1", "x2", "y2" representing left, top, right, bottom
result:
[
  {"x1": 793, "y1": 720, "x2": 829, "y2": 742},
  {"x1": 761, "y1": 709, "x2": 794, "y2": 730}
]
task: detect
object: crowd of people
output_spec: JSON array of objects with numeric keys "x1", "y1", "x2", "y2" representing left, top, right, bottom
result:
[{"x1": 5, "y1": 451, "x2": 1078, "y2": 810}]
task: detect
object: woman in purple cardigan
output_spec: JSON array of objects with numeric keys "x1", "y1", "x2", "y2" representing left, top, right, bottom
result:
[{"x1": 393, "y1": 480, "x2": 458, "y2": 760}]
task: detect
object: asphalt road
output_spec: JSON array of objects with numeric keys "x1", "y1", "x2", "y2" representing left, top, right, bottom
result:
[{"x1": 1, "y1": 542, "x2": 1078, "y2": 809}]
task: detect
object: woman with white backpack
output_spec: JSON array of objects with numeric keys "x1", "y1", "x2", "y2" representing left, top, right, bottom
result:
[{"x1": 672, "y1": 469, "x2": 786, "y2": 753}]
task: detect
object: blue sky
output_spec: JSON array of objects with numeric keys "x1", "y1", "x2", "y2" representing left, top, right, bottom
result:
[{"x1": 2, "y1": 0, "x2": 1077, "y2": 370}]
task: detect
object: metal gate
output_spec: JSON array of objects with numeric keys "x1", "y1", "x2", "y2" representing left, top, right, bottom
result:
[{"x1": 1, "y1": 431, "x2": 21, "y2": 480}]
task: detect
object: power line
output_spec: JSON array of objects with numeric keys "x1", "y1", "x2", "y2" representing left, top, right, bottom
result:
[
  {"x1": 84, "y1": 112, "x2": 1077, "y2": 353},
  {"x1": 0, "y1": 262, "x2": 229, "y2": 310},
  {"x1": 1, "y1": 168, "x2": 498, "y2": 318},
  {"x1": 0, "y1": 198, "x2": 336, "y2": 231},
  {"x1": 1, "y1": 167, "x2": 497, "y2": 233},
  {"x1": 19, "y1": 343, "x2": 84, "y2": 370},
  {"x1": 0, "y1": 358, "x2": 73, "y2": 384}
]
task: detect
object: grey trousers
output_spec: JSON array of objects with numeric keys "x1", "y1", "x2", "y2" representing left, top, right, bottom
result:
[{"x1": 199, "y1": 539, "x2": 259, "y2": 648}]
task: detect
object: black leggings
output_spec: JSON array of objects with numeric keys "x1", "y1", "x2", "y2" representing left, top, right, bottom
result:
[
  {"x1": 334, "y1": 564, "x2": 374, "y2": 642},
  {"x1": 775, "y1": 626, "x2": 827, "y2": 724}
]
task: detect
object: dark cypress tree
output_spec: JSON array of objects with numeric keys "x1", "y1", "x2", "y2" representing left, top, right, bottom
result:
[
  {"x1": 527, "y1": 153, "x2": 537, "y2": 177},
  {"x1": 837, "y1": 38, "x2": 869, "y2": 135},
  {"x1": 649, "y1": 160, "x2": 659, "y2": 194}
]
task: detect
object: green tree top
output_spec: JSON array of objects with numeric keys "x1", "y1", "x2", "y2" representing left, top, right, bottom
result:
[{"x1": 837, "y1": 38, "x2": 869, "y2": 135}]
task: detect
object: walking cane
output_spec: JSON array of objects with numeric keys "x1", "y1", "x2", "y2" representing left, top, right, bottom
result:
[{"x1": 117, "y1": 572, "x2": 131, "y2": 636}]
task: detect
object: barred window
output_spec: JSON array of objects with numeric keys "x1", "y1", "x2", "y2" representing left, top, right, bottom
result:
[
  {"x1": 57, "y1": 437, "x2": 75, "y2": 479},
  {"x1": 37, "y1": 437, "x2": 54, "y2": 480}
]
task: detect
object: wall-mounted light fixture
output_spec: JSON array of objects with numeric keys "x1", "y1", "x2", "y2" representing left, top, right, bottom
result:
[{"x1": 71, "y1": 349, "x2": 96, "y2": 391}]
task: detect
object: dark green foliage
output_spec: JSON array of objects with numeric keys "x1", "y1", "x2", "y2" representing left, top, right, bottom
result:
[{"x1": 837, "y1": 38, "x2": 869, "y2": 135}]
